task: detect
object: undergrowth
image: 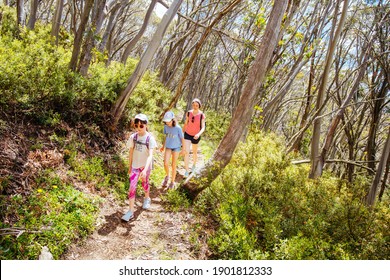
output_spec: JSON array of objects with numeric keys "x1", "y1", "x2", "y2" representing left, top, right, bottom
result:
[{"x1": 194, "y1": 132, "x2": 389, "y2": 260}]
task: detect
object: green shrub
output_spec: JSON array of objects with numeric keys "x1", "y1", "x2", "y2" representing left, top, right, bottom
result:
[
  {"x1": 197, "y1": 132, "x2": 390, "y2": 260},
  {"x1": 0, "y1": 15, "x2": 172, "y2": 131},
  {"x1": 0, "y1": 177, "x2": 100, "y2": 259}
]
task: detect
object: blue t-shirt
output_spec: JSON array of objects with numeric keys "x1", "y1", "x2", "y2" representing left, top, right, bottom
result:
[{"x1": 163, "y1": 125, "x2": 184, "y2": 149}]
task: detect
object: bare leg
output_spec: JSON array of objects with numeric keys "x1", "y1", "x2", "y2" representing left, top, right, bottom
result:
[
  {"x1": 129, "y1": 198, "x2": 135, "y2": 212},
  {"x1": 192, "y1": 144, "x2": 198, "y2": 170},
  {"x1": 184, "y1": 139, "x2": 191, "y2": 173},
  {"x1": 171, "y1": 151, "x2": 179, "y2": 182},
  {"x1": 164, "y1": 149, "x2": 172, "y2": 179}
]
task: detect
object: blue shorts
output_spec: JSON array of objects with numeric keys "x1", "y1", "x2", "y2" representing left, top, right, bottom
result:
[{"x1": 166, "y1": 147, "x2": 181, "y2": 152}]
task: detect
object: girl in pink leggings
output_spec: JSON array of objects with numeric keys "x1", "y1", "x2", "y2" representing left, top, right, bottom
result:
[{"x1": 122, "y1": 113, "x2": 157, "y2": 222}]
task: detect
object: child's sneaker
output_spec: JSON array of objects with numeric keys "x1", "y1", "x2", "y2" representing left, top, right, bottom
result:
[
  {"x1": 168, "y1": 182, "x2": 175, "y2": 189},
  {"x1": 162, "y1": 176, "x2": 169, "y2": 186},
  {"x1": 142, "y1": 197, "x2": 151, "y2": 209},
  {"x1": 184, "y1": 171, "x2": 189, "y2": 178},
  {"x1": 121, "y1": 210, "x2": 134, "y2": 222}
]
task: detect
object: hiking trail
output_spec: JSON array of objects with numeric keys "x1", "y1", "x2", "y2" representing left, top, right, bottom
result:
[{"x1": 62, "y1": 140, "x2": 207, "y2": 260}]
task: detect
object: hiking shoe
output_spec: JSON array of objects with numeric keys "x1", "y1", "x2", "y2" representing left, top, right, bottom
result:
[
  {"x1": 168, "y1": 182, "x2": 175, "y2": 189},
  {"x1": 121, "y1": 210, "x2": 134, "y2": 222},
  {"x1": 162, "y1": 176, "x2": 169, "y2": 187},
  {"x1": 142, "y1": 197, "x2": 151, "y2": 209},
  {"x1": 184, "y1": 171, "x2": 189, "y2": 178}
]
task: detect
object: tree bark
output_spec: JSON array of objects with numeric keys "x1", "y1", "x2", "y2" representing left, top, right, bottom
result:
[
  {"x1": 180, "y1": 0, "x2": 289, "y2": 199},
  {"x1": 16, "y1": 0, "x2": 25, "y2": 27},
  {"x1": 309, "y1": 0, "x2": 349, "y2": 179},
  {"x1": 366, "y1": 126, "x2": 390, "y2": 207},
  {"x1": 27, "y1": 0, "x2": 39, "y2": 30},
  {"x1": 290, "y1": 53, "x2": 316, "y2": 153},
  {"x1": 110, "y1": 0, "x2": 183, "y2": 128},
  {"x1": 98, "y1": 0, "x2": 123, "y2": 53},
  {"x1": 78, "y1": 0, "x2": 107, "y2": 76},
  {"x1": 366, "y1": 71, "x2": 387, "y2": 175},
  {"x1": 121, "y1": 0, "x2": 158, "y2": 64},
  {"x1": 315, "y1": 39, "x2": 371, "y2": 177},
  {"x1": 378, "y1": 154, "x2": 389, "y2": 202},
  {"x1": 69, "y1": 0, "x2": 94, "y2": 72},
  {"x1": 160, "y1": 0, "x2": 242, "y2": 120},
  {"x1": 51, "y1": 0, "x2": 65, "y2": 45}
]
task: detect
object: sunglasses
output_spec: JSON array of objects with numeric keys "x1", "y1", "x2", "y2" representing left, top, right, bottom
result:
[
  {"x1": 134, "y1": 119, "x2": 147, "y2": 129},
  {"x1": 191, "y1": 116, "x2": 195, "y2": 123}
]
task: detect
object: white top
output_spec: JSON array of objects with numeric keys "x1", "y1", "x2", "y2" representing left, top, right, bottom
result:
[{"x1": 128, "y1": 132, "x2": 157, "y2": 169}]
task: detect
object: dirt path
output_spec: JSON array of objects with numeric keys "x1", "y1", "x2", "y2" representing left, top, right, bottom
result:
[{"x1": 62, "y1": 144, "x2": 206, "y2": 260}]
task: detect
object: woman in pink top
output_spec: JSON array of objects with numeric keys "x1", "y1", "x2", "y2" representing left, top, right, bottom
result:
[{"x1": 183, "y1": 98, "x2": 206, "y2": 177}]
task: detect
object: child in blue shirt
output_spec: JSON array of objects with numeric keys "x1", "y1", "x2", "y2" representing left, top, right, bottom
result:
[{"x1": 160, "y1": 111, "x2": 185, "y2": 189}]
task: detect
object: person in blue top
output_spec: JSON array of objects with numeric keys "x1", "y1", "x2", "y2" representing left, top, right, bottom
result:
[{"x1": 159, "y1": 111, "x2": 185, "y2": 189}]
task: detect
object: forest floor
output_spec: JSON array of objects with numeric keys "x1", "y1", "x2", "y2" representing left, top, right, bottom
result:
[{"x1": 61, "y1": 140, "x2": 209, "y2": 260}]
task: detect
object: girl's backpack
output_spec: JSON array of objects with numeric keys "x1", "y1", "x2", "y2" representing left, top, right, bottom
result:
[{"x1": 133, "y1": 132, "x2": 151, "y2": 149}]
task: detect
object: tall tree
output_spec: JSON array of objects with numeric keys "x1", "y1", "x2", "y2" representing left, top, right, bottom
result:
[
  {"x1": 16, "y1": 0, "x2": 25, "y2": 27},
  {"x1": 98, "y1": 0, "x2": 124, "y2": 53},
  {"x1": 121, "y1": 0, "x2": 158, "y2": 64},
  {"x1": 27, "y1": 0, "x2": 39, "y2": 30},
  {"x1": 69, "y1": 0, "x2": 95, "y2": 72},
  {"x1": 160, "y1": 0, "x2": 242, "y2": 119},
  {"x1": 309, "y1": 0, "x2": 349, "y2": 179},
  {"x1": 181, "y1": 0, "x2": 289, "y2": 199},
  {"x1": 366, "y1": 126, "x2": 390, "y2": 206},
  {"x1": 111, "y1": 0, "x2": 183, "y2": 128},
  {"x1": 51, "y1": 0, "x2": 65, "y2": 45},
  {"x1": 316, "y1": 40, "x2": 371, "y2": 177},
  {"x1": 78, "y1": 0, "x2": 107, "y2": 75}
]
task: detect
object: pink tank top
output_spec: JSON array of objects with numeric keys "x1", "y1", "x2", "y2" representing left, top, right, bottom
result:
[{"x1": 185, "y1": 111, "x2": 205, "y2": 136}]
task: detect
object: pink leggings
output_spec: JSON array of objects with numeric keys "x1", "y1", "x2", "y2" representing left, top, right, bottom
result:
[{"x1": 128, "y1": 167, "x2": 151, "y2": 199}]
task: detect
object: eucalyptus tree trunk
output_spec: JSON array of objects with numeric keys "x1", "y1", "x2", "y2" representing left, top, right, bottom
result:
[
  {"x1": 378, "y1": 155, "x2": 389, "y2": 202},
  {"x1": 78, "y1": 0, "x2": 107, "y2": 76},
  {"x1": 309, "y1": 0, "x2": 349, "y2": 179},
  {"x1": 160, "y1": 0, "x2": 242, "y2": 120},
  {"x1": 121, "y1": 0, "x2": 158, "y2": 64},
  {"x1": 51, "y1": 0, "x2": 64, "y2": 45},
  {"x1": 316, "y1": 40, "x2": 371, "y2": 177},
  {"x1": 159, "y1": 22, "x2": 195, "y2": 87},
  {"x1": 27, "y1": 0, "x2": 39, "y2": 30},
  {"x1": 366, "y1": 126, "x2": 390, "y2": 207},
  {"x1": 365, "y1": 74, "x2": 387, "y2": 175},
  {"x1": 181, "y1": 0, "x2": 289, "y2": 199},
  {"x1": 69, "y1": 0, "x2": 94, "y2": 72},
  {"x1": 16, "y1": 0, "x2": 25, "y2": 27},
  {"x1": 111, "y1": 0, "x2": 183, "y2": 128},
  {"x1": 290, "y1": 53, "x2": 316, "y2": 153},
  {"x1": 98, "y1": 0, "x2": 123, "y2": 53},
  {"x1": 366, "y1": 5, "x2": 390, "y2": 174}
]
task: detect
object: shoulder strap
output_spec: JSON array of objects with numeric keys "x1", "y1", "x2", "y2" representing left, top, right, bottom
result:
[
  {"x1": 145, "y1": 133, "x2": 150, "y2": 150},
  {"x1": 200, "y1": 113, "x2": 203, "y2": 129},
  {"x1": 133, "y1": 132, "x2": 150, "y2": 150}
]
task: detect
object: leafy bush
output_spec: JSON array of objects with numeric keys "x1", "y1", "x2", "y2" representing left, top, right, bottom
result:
[
  {"x1": 201, "y1": 110, "x2": 231, "y2": 143},
  {"x1": 0, "y1": 175, "x2": 100, "y2": 259},
  {"x1": 0, "y1": 13, "x2": 171, "y2": 131},
  {"x1": 197, "y1": 132, "x2": 389, "y2": 260}
]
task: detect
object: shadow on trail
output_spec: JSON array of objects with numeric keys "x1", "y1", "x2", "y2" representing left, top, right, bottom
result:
[{"x1": 96, "y1": 185, "x2": 171, "y2": 237}]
